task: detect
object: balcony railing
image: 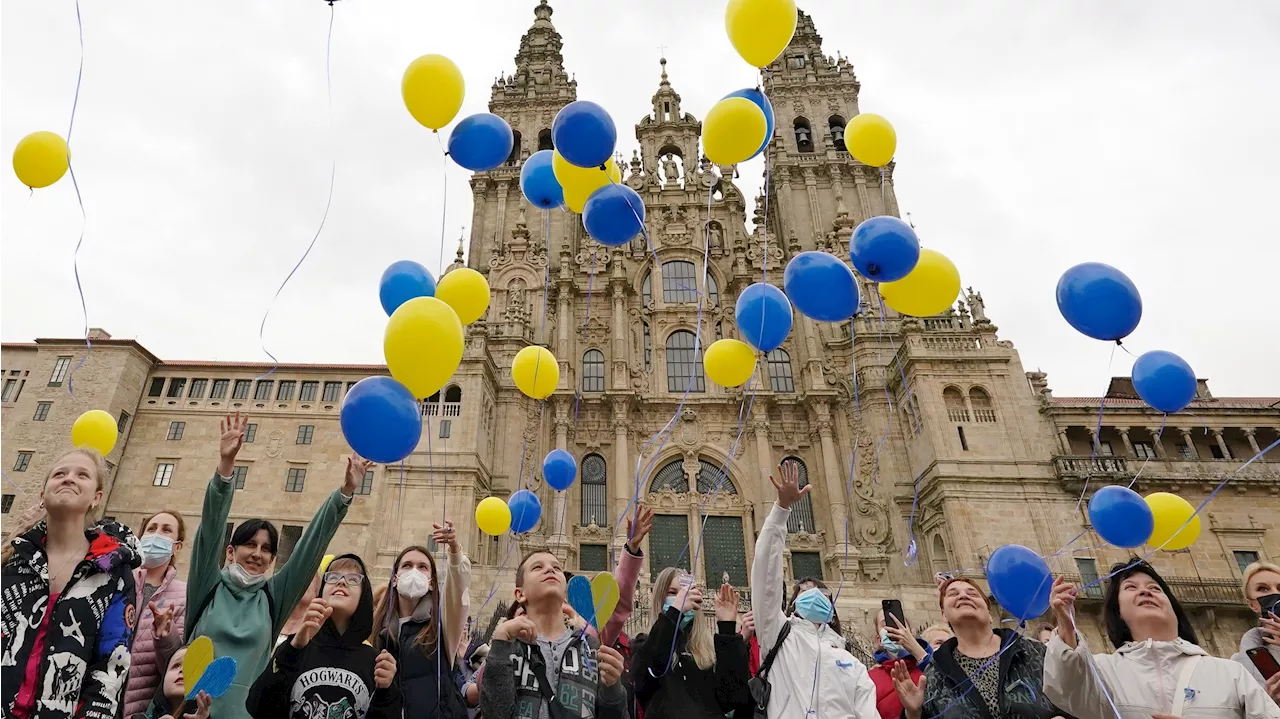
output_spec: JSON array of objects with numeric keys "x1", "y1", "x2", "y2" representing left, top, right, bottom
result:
[
  {"x1": 1059, "y1": 573, "x2": 1245, "y2": 606},
  {"x1": 1054, "y1": 455, "x2": 1280, "y2": 484},
  {"x1": 421, "y1": 402, "x2": 462, "y2": 417}
]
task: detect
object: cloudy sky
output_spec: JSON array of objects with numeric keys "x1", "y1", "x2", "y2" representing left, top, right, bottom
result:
[{"x1": 3, "y1": 1, "x2": 1277, "y2": 397}]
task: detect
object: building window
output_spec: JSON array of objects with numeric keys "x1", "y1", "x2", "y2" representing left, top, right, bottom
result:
[
  {"x1": 791, "y1": 551, "x2": 823, "y2": 582},
  {"x1": 277, "y1": 380, "x2": 296, "y2": 401},
  {"x1": 33, "y1": 402, "x2": 52, "y2": 421},
  {"x1": 793, "y1": 117, "x2": 814, "y2": 153},
  {"x1": 346, "y1": 381, "x2": 357, "y2": 394},
  {"x1": 651, "y1": 459, "x2": 689, "y2": 493},
  {"x1": 661, "y1": 261, "x2": 699, "y2": 303},
  {"x1": 14, "y1": 452, "x2": 33, "y2": 472},
  {"x1": 1234, "y1": 550, "x2": 1260, "y2": 574},
  {"x1": 695, "y1": 459, "x2": 736, "y2": 494},
  {"x1": 49, "y1": 356, "x2": 72, "y2": 386},
  {"x1": 210, "y1": 379, "x2": 229, "y2": 399},
  {"x1": 244, "y1": 423, "x2": 258, "y2": 443},
  {"x1": 286, "y1": 467, "x2": 306, "y2": 492},
  {"x1": 787, "y1": 54, "x2": 806, "y2": 70},
  {"x1": 641, "y1": 273, "x2": 653, "y2": 306},
  {"x1": 296, "y1": 425, "x2": 314, "y2": 445},
  {"x1": 439, "y1": 419, "x2": 451, "y2": 439},
  {"x1": 715, "y1": 321, "x2": 724, "y2": 340},
  {"x1": 300, "y1": 381, "x2": 319, "y2": 402},
  {"x1": 665, "y1": 330, "x2": 705, "y2": 392},
  {"x1": 650, "y1": 514, "x2": 691, "y2": 572},
  {"x1": 1177, "y1": 443, "x2": 1196, "y2": 459},
  {"x1": 322, "y1": 382, "x2": 342, "y2": 402},
  {"x1": 278, "y1": 524, "x2": 303, "y2": 564},
  {"x1": 957, "y1": 426, "x2": 968, "y2": 451},
  {"x1": 148, "y1": 377, "x2": 166, "y2": 397},
  {"x1": 167, "y1": 422, "x2": 186, "y2": 441},
  {"x1": 508, "y1": 130, "x2": 522, "y2": 165},
  {"x1": 580, "y1": 454, "x2": 607, "y2": 526},
  {"x1": 356, "y1": 470, "x2": 374, "y2": 496},
  {"x1": 153, "y1": 463, "x2": 175, "y2": 487},
  {"x1": 582, "y1": 350, "x2": 605, "y2": 392},
  {"x1": 232, "y1": 380, "x2": 251, "y2": 400},
  {"x1": 1, "y1": 494, "x2": 14, "y2": 513},
  {"x1": 767, "y1": 349, "x2": 794, "y2": 393},
  {"x1": 1133, "y1": 441, "x2": 1155, "y2": 459},
  {"x1": 254, "y1": 381, "x2": 274, "y2": 401},
  {"x1": 2, "y1": 379, "x2": 20, "y2": 402},
  {"x1": 782, "y1": 457, "x2": 815, "y2": 533},
  {"x1": 166, "y1": 378, "x2": 187, "y2": 398},
  {"x1": 580, "y1": 544, "x2": 607, "y2": 572},
  {"x1": 117, "y1": 411, "x2": 131, "y2": 433},
  {"x1": 702, "y1": 516, "x2": 747, "y2": 586},
  {"x1": 643, "y1": 322, "x2": 652, "y2": 371},
  {"x1": 231, "y1": 465, "x2": 248, "y2": 490},
  {"x1": 189, "y1": 379, "x2": 208, "y2": 399},
  {"x1": 1097, "y1": 441, "x2": 1114, "y2": 456},
  {"x1": 1075, "y1": 557, "x2": 1102, "y2": 598}
]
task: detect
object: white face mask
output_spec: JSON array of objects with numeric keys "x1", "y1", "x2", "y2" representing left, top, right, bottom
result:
[
  {"x1": 396, "y1": 568, "x2": 430, "y2": 600},
  {"x1": 228, "y1": 561, "x2": 269, "y2": 589},
  {"x1": 139, "y1": 534, "x2": 175, "y2": 569}
]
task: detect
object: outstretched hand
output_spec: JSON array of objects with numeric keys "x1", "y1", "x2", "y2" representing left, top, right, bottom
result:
[
  {"x1": 218, "y1": 413, "x2": 249, "y2": 477},
  {"x1": 625, "y1": 505, "x2": 654, "y2": 553},
  {"x1": 343, "y1": 455, "x2": 373, "y2": 496},
  {"x1": 890, "y1": 659, "x2": 926, "y2": 719},
  {"x1": 715, "y1": 583, "x2": 740, "y2": 622},
  {"x1": 149, "y1": 600, "x2": 176, "y2": 640},
  {"x1": 770, "y1": 461, "x2": 810, "y2": 510},
  {"x1": 291, "y1": 598, "x2": 333, "y2": 649}
]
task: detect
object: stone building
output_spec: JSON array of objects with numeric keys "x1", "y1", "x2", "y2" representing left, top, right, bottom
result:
[{"x1": 4, "y1": 3, "x2": 1278, "y2": 656}]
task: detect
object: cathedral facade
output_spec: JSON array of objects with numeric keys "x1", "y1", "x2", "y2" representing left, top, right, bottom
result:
[{"x1": 3, "y1": 3, "x2": 1277, "y2": 658}]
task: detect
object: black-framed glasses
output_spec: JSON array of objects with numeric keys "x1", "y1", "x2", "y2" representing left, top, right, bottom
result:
[{"x1": 323, "y1": 571, "x2": 363, "y2": 588}]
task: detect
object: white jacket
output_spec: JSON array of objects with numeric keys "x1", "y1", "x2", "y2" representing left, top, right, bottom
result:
[
  {"x1": 750, "y1": 502, "x2": 878, "y2": 719},
  {"x1": 1044, "y1": 631, "x2": 1280, "y2": 719}
]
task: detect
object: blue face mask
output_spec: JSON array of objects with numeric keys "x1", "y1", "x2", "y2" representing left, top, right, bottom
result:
[
  {"x1": 880, "y1": 628, "x2": 909, "y2": 658},
  {"x1": 794, "y1": 587, "x2": 834, "y2": 625},
  {"x1": 663, "y1": 598, "x2": 696, "y2": 629}
]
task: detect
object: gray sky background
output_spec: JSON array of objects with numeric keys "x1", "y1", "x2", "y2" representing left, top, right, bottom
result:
[{"x1": 3, "y1": 1, "x2": 1277, "y2": 397}]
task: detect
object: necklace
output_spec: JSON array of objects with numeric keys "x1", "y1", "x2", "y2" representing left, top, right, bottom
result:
[{"x1": 47, "y1": 538, "x2": 89, "y2": 589}]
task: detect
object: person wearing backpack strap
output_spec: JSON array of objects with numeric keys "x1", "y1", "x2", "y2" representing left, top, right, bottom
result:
[
  {"x1": 184, "y1": 413, "x2": 367, "y2": 719},
  {"x1": 749, "y1": 462, "x2": 878, "y2": 719}
]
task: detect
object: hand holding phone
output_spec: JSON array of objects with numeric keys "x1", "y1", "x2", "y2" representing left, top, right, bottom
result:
[
  {"x1": 1247, "y1": 646, "x2": 1280, "y2": 680},
  {"x1": 882, "y1": 599, "x2": 907, "y2": 631}
]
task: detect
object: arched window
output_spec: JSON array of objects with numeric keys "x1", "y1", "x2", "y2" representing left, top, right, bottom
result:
[
  {"x1": 661, "y1": 261, "x2": 699, "y2": 303},
  {"x1": 538, "y1": 129, "x2": 554, "y2": 151},
  {"x1": 444, "y1": 385, "x2": 462, "y2": 403},
  {"x1": 507, "y1": 131, "x2": 522, "y2": 165},
  {"x1": 651, "y1": 459, "x2": 688, "y2": 493},
  {"x1": 767, "y1": 349, "x2": 794, "y2": 393},
  {"x1": 582, "y1": 350, "x2": 605, "y2": 392},
  {"x1": 641, "y1": 273, "x2": 653, "y2": 306},
  {"x1": 931, "y1": 534, "x2": 949, "y2": 575},
  {"x1": 665, "y1": 330, "x2": 705, "y2": 392},
  {"x1": 783, "y1": 457, "x2": 815, "y2": 533},
  {"x1": 580, "y1": 454, "x2": 607, "y2": 526},
  {"x1": 715, "y1": 321, "x2": 724, "y2": 341},
  {"x1": 696, "y1": 459, "x2": 737, "y2": 494},
  {"x1": 642, "y1": 322, "x2": 652, "y2": 371},
  {"x1": 828, "y1": 115, "x2": 846, "y2": 145},
  {"x1": 969, "y1": 387, "x2": 996, "y2": 423},
  {"x1": 793, "y1": 117, "x2": 814, "y2": 153},
  {"x1": 943, "y1": 386, "x2": 968, "y2": 422},
  {"x1": 706, "y1": 274, "x2": 720, "y2": 307}
]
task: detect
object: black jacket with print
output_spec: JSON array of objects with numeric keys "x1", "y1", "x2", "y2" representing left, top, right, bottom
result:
[
  {"x1": 921, "y1": 629, "x2": 1068, "y2": 719},
  {"x1": 1, "y1": 519, "x2": 141, "y2": 719}
]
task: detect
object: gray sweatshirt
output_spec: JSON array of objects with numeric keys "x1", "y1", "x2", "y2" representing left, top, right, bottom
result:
[{"x1": 479, "y1": 630, "x2": 627, "y2": 719}]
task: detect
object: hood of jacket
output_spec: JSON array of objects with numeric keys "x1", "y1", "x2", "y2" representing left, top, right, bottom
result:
[
  {"x1": 312, "y1": 553, "x2": 374, "y2": 649},
  {"x1": 1115, "y1": 636, "x2": 1209, "y2": 661},
  {"x1": 13, "y1": 517, "x2": 140, "y2": 574}
]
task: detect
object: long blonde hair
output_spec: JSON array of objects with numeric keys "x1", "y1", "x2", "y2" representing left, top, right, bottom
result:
[
  {"x1": 1, "y1": 448, "x2": 109, "y2": 565},
  {"x1": 651, "y1": 567, "x2": 715, "y2": 670}
]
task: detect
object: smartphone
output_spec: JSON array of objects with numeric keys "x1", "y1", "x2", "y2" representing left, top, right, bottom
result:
[
  {"x1": 882, "y1": 599, "x2": 907, "y2": 630},
  {"x1": 1247, "y1": 647, "x2": 1280, "y2": 680}
]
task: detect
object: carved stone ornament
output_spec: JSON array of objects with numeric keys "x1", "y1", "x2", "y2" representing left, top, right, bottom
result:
[
  {"x1": 576, "y1": 521, "x2": 613, "y2": 542},
  {"x1": 576, "y1": 244, "x2": 611, "y2": 276},
  {"x1": 659, "y1": 205, "x2": 691, "y2": 246},
  {"x1": 266, "y1": 429, "x2": 286, "y2": 458},
  {"x1": 852, "y1": 424, "x2": 893, "y2": 548}
]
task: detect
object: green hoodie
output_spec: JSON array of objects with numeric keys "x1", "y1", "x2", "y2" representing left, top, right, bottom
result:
[{"x1": 185, "y1": 471, "x2": 351, "y2": 719}]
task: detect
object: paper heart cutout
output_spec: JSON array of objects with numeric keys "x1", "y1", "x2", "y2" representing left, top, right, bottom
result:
[
  {"x1": 183, "y1": 636, "x2": 214, "y2": 690},
  {"x1": 566, "y1": 575, "x2": 597, "y2": 630},
  {"x1": 187, "y1": 655, "x2": 237, "y2": 699},
  {"x1": 590, "y1": 573, "x2": 620, "y2": 631}
]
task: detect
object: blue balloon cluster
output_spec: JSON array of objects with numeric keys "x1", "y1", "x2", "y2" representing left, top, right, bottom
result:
[
  {"x1": 1088, "y1": 485, "x2": 1154, "y2": 549},
  {"x1": 849, "y1": 216, "x2": 920, "y2": 282},
  {"x1": 1055, "y1": 262, "x2": 1142, "y2": 342},
  {"x1": 520, "y1": 149, "x2": 564, "y2": 209},
  {"x1": 735, "y1": 283, "x2": 793, "y2": 352},
  {"x1": 721, "y1": 88, "x2": 774, "y2": 160},
  {"x1": 986, "y1": 544, "x2": 1052, "y2": 621},
  {"x1": 553, "y1": 101, "x2": 616, "y2": 169},
  {"x1": 543, "y1": 449, "x2": 578, "y2": 491},
  {"x1": 340, "y1": 376, "x2": 422, "y2": 463},
  {"x1": 508, "y1": 489, "x2": 542, "y2": 534},
  {"x1": 783, "y1": 251, "x2": 859, "y2": 322},
  {"x1": 584, "y1": 184, "x2": 645, "y2": 246},
  {"x1": 447, "y1": 113, "x2": 514, "y2": 172},
  {"x1": 1132, "y1": 350, "x2": 1196, "y2": 413},
  {"x1": 379, "y1": 261, "x2": 436, "y2": 316}
]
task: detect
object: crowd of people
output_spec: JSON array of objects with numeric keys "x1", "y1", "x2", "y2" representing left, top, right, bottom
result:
[{"x1": 2, "y1": 411, "x2": 1279, "y2": 719}]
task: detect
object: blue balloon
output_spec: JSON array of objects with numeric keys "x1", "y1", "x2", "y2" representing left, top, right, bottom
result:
[
  {"x1": 379, "y1": 261, "x2": 436, "y2": 317},
  {"x1": 508, "y1": 489, "x2": 542, "y2": 534},
  {"x1": 583, "y1": 184, "x2": 645, "y2": 246},
  {"x1": 1055, "y1": 262, "x2": 1142, "y2": 341},
  {"x1": 735, "y1": 282, "x2": 793, "y2": 352},
  {"x1": 447, "y1": 113, "x2": 515, "y2": 172},
  {"x1": 1088, "y1": 486, "x2": 1154, "y2": 549},
  {"x1": 849, "y1": 216, "x2": 920, "y2": 282},
  {"x1": 783, "y1": 251, "x2": 859, "y2": 322},
  {"x1": 552, "y1": 100, "x2": 617, "y2": 169},
  {"x1": 986, "y1": 544, "x2": 1052, "y2": 621},
  {"x1": 543, "y1": 449, "x2": 578, "y2": 491},
  {"x1": 722, "y1": 88, "x2": 774, "y2": 159},
  {"x1": 340, "y1": 377, "x2": 422, "y2": 463},
  {"x1": 520, "y1": 149, "x2": 564, "y2": 209},
  {"x1": 1132, "y1": 350, "x2": 1196, "y2": 413}
]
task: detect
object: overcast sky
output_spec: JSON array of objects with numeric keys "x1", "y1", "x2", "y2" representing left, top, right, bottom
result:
[{"x1": 3, "y1": 1, "x2": 1277, "y2": 398}]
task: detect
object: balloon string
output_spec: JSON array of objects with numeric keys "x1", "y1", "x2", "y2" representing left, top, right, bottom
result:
[
  {"x1": 582, "y1": 233, "x2": 595, "y2": 341},
  {"x1": 64, "y1": 0, "x2": 89, "y2": 398},
  {"x1": 253, "y1": 2, "x2": 337, "y2": 383},
  {"x1": 1127, "y1": 414, "x2": 1167, "y2": 489},
  {"x1": 1075, "y1": 343, "x2": 1117, "y2": 509},
  {"x1": 435, "y1": 133, "x2": 449, "y2": 277},
  {"x1": 831, "y1": 348, "x2": 864, "y2": 604}
]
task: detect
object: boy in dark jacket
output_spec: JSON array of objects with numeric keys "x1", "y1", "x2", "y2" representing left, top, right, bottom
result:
[{"x1": 247, "y1": 553, "x2": 400, "y2": 719}]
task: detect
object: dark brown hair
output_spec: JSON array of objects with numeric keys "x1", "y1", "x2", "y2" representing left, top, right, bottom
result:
[{"x1": 371, "y1": 545, "x2": 440, "y2": 655}]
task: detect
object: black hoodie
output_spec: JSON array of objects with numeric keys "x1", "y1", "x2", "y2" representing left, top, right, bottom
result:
[{"x1": 246, "y1": 554, "x2": 401, "y2": 719}]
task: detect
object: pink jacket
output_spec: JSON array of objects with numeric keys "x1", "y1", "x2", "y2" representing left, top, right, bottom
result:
[
  {"x1": 122, "y1": 566, "x2": 187, "y2": 717},
  {"x1": 598, "y1": 545, "x2": 642, "y2": 647}
]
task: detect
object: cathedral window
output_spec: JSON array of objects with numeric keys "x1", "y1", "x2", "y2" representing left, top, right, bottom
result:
[
  {"x1": 649, "y1": 514, "x2": 690, "y2": 572},
  {"x1": 828, "y1": 115, "x2": 846, "y2": 145},
  {"x1": 943, "y1": 386, "x2": 968, "y2": 423},
  {"x1": 787, "y1": 54, "x2": 807, "y2": 70},
  {"x1": 580, "y1": 454, "x2": 607, "y2": 526},
  {"x1": 969, "y1": 387, "x2": 996, "y2": 423},
  {"x1": 782, "y1": 457, "x2": 815, "y2": 533},
  {"x1": 445, "y1": 385, "x2": 462, "y2": 403},
  {"x1": 507, "y1": 131, "x2": 522, "y2": 165},
  {"x1": 931, "y1": 534, "x2": 950, "y2": 575},
  {"x1": 641, "y1": 273, "x2": 653, "y2": 307},
  {"x1": 665, "y1": 330, "x2": 705, "y2": 392},
  {"x1": 652, "y1": 459, "x2": 689, "y2": 493},
  {"x1": 582, "y1": 349, "x2": 605, "y2": 392},
  {"x1": 702, "y1": 515, "x2": 748, "y2": 586},
  {"x1": 661, "y1": 260, "x2": 699, "y2": 303},
  {"x1": 793, "y1": 118, "x2": 814, "y2": 153},
  {"x1": 767, "y1": 349, "x2": 794, "y2": 393},
  {"x1": 538, "y1": 129, "x2": 554, "y2": 151}
]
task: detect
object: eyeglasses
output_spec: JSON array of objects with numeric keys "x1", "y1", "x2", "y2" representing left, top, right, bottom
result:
[{"x1": 323, "y1": 572, "x2": 363, "y2": 588}]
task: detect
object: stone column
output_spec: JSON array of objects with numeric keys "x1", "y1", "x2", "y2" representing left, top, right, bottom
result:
[
  {"x1": 814, "y1": 406, "x2": 851, "y2": 558},
  {"x1": 1211, "y1": 429, "x2": 1231, "y2": 460},
  {"x1": 1116, "y1": 427, "x2": 1135, "y2": 457},
  {"x1": 494, "y1": 181, "x2": 510, "y2": 243},
  {"x1": 612, "y1": 398, "x2": 631, "y2": 540},
  {"x1": 1147, "y1": 427, "x2": 1166, "y2": 458},
  {"x1": 1179, "y1": 429, "x2": 1197, "y2": 459},
  {"x1": 751, "y1": 414, "x2": 774, "y2": 528},
  {"x1": 557, "y1": 279, "x2": 572, "y2": 362},
  {"x1": 1242, "y1": 428, "x2": 1261, "y2": 456},
  {"x1": 853, "y1": 168, "x2": 872, "y2": 220},
  {"x1": 610, "y1": 280, "x2": 627, "y2": 389},
  {"x1": 803, "y1": 168, "x2": 822, "y2": 241},
  {"x1": 1057, "y1": 429, "x2": 1071, "y2": 455},
  {"x1": 776, "y1": 166, "x2": 797, "y2": 242},
  {"x1": 470, "y1": 180, "x2": 488, "y2": 267}
]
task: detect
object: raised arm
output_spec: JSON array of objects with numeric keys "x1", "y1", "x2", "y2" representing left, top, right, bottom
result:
[
  {"x1": 601, "y1": 505, "x2": 652, "y2": 647},
  {"x1": 434, "y1": 520, "x2": 473, "y2": 664},
  {"x1": 752, "y1": 462, "x2": 809, "y2": 652},
  {"x1": 186, "y1": 413, "x2": 248, "y2": 623}
]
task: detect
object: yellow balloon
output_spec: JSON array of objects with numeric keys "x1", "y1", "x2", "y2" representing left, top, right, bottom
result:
[
  {"x1": 552, "y1": 151, "x2": 620, "y2": 203},
  {"x1": 384, "y1": 296, "x2": 464, "y2": 399},
  {"x1": 702, "y1": 98, "x2": 767, "y2": 166},
  {"x1": 13, "y1": 131, "x2": 70, "y2": 189},
  {"x1": 435, "y1": 268, "x2": 491, "y2": 325},
  {"x1": 1145, "y1": 492, "x2": 1201, "y2": 551},
  {"x1": 879, "y1": 249, "x2": 961, "y2": 317},
  {"x1": 725, "y1": 0, "x2": 799, "y2": 68},
  {"x1": 475, "y1": 496, "x2": 512, "y2": 536},
  {"x1": 703, "y1": 339, "x2": 757, "y2": 388},
  {"x1": 71, "y1": 410, "x2": 118, "y2": 456},
  {"x1": 319, "y1": 554, "x2": 336, "y2": 574},
  {"x1": 844, "y1": 113, "x2": 897, "y2": 167},
  {"x1": 402, "y1": 54, "x2": 464, "y2": 131},
  {"x1": 512, "y1": 346, "x2": 559, "y2": 399},
  {"x1": 563, "y1": 186, "x2": 589, "y2": 214}
]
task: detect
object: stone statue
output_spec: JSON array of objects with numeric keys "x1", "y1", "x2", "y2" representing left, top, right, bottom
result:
[
  {"x1": 965, "y1": 287, "x2": 987, "y2": 322},
  {"x1": 707, "y1": 223, "x2": 723, "y2": 251},
  {"x1": 661, "y1": 154, "x2": 680, "y2": 186}
]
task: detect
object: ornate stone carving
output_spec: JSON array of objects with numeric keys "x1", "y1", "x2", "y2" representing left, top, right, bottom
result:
[{"x1": 851, "y1": 425, "x2": 893, "y2": 549}]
